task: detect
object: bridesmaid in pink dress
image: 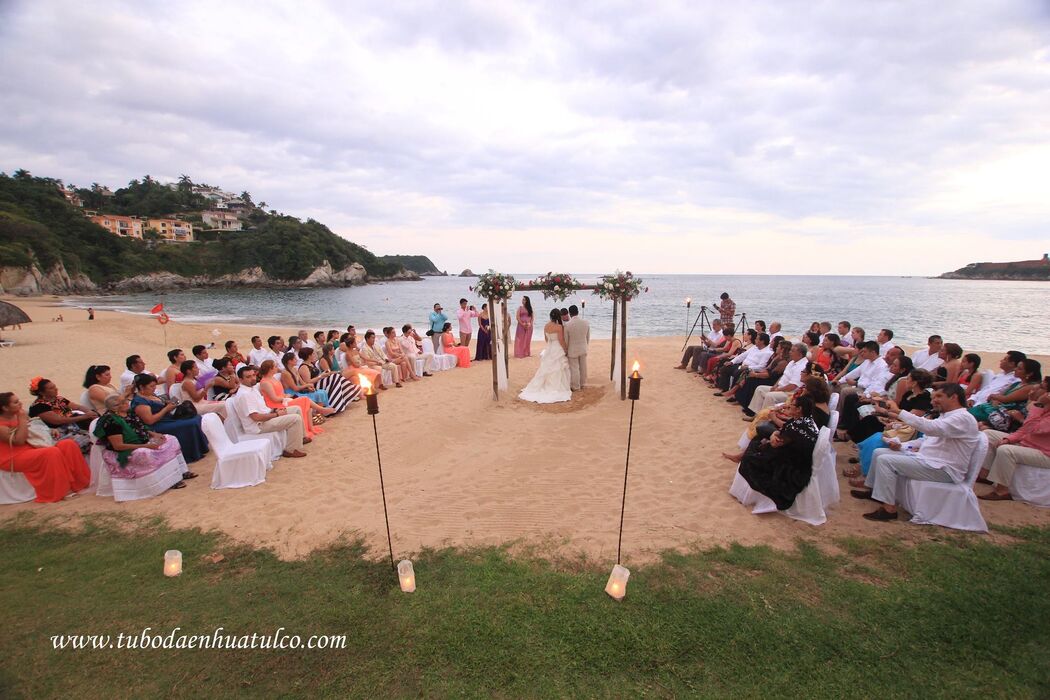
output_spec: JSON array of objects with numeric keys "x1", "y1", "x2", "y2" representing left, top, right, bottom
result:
[{"x1": 514, "y1": 296, "x2": 534, "y2": 358}]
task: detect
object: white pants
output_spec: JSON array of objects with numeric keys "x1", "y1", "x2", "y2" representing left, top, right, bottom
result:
[
  {"x1": 987, "y1": 437, "x2": 1050, "y2": 487},
  {"x1": 568, "y1": 353, "x2": 587, "y2": 391},
  {"x1": 748, "y1": 385, "x2": 788, "y2": 414},
  {"x1": 865, "y1": 448, "x2": 954, "y2": 505}
]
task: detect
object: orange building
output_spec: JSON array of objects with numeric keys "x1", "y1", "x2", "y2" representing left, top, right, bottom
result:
[
  {"x1": 89, "y1": 214, "x2": 144, "y2": 239},
  {"x1": 146, "y1": 218, "x2": 195, "y2": 242}
]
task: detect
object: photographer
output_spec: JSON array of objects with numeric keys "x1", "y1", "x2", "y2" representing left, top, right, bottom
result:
[
  {"x1": 457, "y1": 298, "x2": 479, "y2": 348},
  {"x1": 712, "y1": 292, "x2": 736, "y2": 328}
]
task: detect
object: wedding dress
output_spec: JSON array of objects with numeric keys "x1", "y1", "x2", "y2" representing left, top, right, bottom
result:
[{"x1": 519, "y1": 332, "x2": 572, "y2": 403}]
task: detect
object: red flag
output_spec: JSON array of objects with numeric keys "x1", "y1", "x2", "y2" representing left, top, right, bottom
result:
[{"x1": 151, "y1": 303, "x2": 164, "y2": 314}]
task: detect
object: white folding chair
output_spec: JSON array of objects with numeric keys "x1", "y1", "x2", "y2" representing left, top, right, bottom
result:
[
  {"x1": 200, "y1": 413, "x2": 270, "y2": 489},
  {"x1": 223, "y1": 396, "x2": 283, "y2": 462},
  {"x1": 1010, "y1": 464, "x2": 1050, "y2": 507},
  {"x1": 897, "y1": 432, "x2": 989, "y2": 532}
]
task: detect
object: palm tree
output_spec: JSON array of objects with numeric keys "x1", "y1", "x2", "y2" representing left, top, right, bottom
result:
[
  {"x1": 240, "y1": 191, "x2": 253, "y2": 207},
  {"x1": 13, "y1": 168, "x2": 31, "y2": 179}
]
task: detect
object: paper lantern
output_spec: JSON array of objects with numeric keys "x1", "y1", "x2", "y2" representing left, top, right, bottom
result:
[
  {"x1": 605, "y1": 564, "x2": 630, "y2": 601},
  {"x1": 397, "y1": 560, "x2": 416, "y2": 593},
  {"x1": 164, "y1": 550, "x2": 182, "y2": 577}
]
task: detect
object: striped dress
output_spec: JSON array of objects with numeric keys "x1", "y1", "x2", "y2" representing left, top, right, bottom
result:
[{"x1": 305, "y1": 363, "x2": 360, "y2": 413}]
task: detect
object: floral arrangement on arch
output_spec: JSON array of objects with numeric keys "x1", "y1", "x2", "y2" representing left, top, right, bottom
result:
[
  {"x1": 593, "y1": 271, "x2": 646, "y2": 301},
  {"x1": 473, "y1": 271, "x2": 517, "y2": 301},
  {"x1": 526, "y1": 272, "x2": 582, "y2": 302}
]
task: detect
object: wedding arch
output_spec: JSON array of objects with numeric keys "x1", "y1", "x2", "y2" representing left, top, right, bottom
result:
[{"x1": 473, "y1": 271, "x2": 646, "y2": 401}]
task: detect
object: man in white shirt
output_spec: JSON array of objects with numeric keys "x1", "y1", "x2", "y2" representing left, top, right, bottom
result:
[
  {"x1": 911, "y1": 335, "x2": 945, "y2": 372},
  {"x1": 191, "y1": 345, "x2": 218, "y2": 382},
  {"x1": 876, "y1": 329, "x2": 896, "y2": 358},
  {"x1": 853, "y1": 383, "x2": 979, "y2": 520},
  {"x1": 716, "y1": 332, "x2": 771, "y2": 391},
  {"x1": 970, "y1": 351, "x2": 1026, "y2": 405},
  {"x1": 675, "y1": 319, "x2": 724, "y2": 371},
  {"x1": 121, "y1": 354, "x2": 149, "y2": 391},
  {"x1": 298, "y1": 330, "x2": 317, "y2": 351},
  {"x1": 247, "y1": 336, "x2": 272, "y2": 368},
  {"x1": 233, "y1": 366, "x2": 306, "y2": 457},
  {"x1": 834, "y1": 341, "x2": 891, "y2": 397},
  {"x1": 837, "y1": 321, "x2": 853, "y2": 347},
  {"x1": 400, "y1": 324, "x2": 434, "y2": 377},
  {"x1": 746, "y1": 343, "x2": 809, "y2": 415}
]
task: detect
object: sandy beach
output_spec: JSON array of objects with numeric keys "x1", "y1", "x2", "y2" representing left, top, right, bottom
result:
[{"x1": 2, "y1": 295, "x2": 1048, "y2": 561}]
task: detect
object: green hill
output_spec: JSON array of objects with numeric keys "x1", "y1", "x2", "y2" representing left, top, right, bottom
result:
[
  {"x1": 378, "y1": 254, "x2": 442, "y2": 275},
  {"x1": 0, "y1": 172, "x2": 405, "y2": 285}
]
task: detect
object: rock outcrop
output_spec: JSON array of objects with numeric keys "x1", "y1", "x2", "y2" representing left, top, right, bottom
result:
[
  {"x1": 0, "y1": 262, "x2": 97, "y2": 296},
  {"x1": 939, "y1": 254, "x2": 1050, "y2": 281},
  {"x1": 459, "y1": 268, "x2": 476, "y2": 277}
]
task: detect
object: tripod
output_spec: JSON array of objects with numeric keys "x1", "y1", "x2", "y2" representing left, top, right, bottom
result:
[
  {"x1": 736, "y1": 312, "x2": 751, "y2": 337},
  {"x1": 682, "y1": 305, "x2": 712, "y2": 351}
]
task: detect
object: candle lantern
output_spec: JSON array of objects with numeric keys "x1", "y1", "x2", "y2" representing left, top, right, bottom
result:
[
  {"x1": 398, "y1": 560, "x2": 416, "y2": 593},
  {"x1": 360, "y1": 375, "x2": 379, "y2": 415},
  {"x1": 628, "y1": 361, "x2": 642, "y2": 401},
  {"x1": 605, "y1": 564, "x2": 630, "y2": 601},
  {"x1": 164, "y1": 550, "x2": 182, "y2": 577}
]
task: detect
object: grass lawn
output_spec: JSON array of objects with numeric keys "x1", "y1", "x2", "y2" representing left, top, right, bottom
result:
[{"x1": 1, "y1": 513, "x2": 1048, "y2": 698}]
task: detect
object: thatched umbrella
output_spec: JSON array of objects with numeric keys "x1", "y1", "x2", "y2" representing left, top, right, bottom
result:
[{"x1": 0, "y1": 300, "x2": 32, "y2": 330}]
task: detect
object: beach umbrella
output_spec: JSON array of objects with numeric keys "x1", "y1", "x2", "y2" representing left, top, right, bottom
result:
[{"x1": 0, "y1": 300, "x2": 32, "y2": 328}]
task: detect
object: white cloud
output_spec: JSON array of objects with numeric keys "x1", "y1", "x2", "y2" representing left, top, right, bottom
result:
[{"x1": 1, "y1": 0, "x2": 1048, "y2": 275}]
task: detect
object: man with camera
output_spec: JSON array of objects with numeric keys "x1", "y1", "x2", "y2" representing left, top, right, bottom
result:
[{"x1": 456, "y1": 298, "x2": 479, "y2": 348}]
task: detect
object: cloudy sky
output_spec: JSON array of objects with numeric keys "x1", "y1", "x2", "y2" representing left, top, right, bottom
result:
[{"x1": 2, "y1": 1, "x2": 1048, "y2": 275}]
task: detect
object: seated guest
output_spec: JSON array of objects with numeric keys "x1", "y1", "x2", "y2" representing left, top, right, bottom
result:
[
  {"x1": 976, "y1": 381, "x2": 1050, "y2": 501},
  {"x1": 247, "y1": 336, "x2": 274, "y2": 368},
  {"x1": 191, "y1": 345, "x2": 218, "y2": 386},
  {"x1": 747, "y1": 366, "x2": 823, "y2": 440},
  {"x1": 0, "y1": 392, "x2": 91, "y2": 502},
  {"x1": 298, "y1": 347, "x2": 358, "y2": 413},
  {"x1": 280, "y1": 352, "x2": 331, "y2": 405},
  {"x1": 233, "y1": 365, "x2": 307, "y2": 458},
  {"x1": 727, "y1": 339, "x2": 790, "y2": 410},
  {"x1": 93, "y1": 393, "x2": 189, "y2": 490},
  {"x1": 816, "y1": 321, "x2": 832, "y2": 345},
  {"x1": 833, "y1": 326, "x2": 865, "y2": 359},
  {"x1": 753, "y1": 320, "x2": 767, "y2": 335},
  {"x1": 130, "y1": 374, "x2": 207, "y2": 467},
  {"x1": 29, "y1": 377, "x2": 97, "y2": 452},
  {"x1": 846, "y1": 371, "x2": 933, "y2": 484},
  {"x1": 84, "y1": 364, "x2": 124, "y2": 412},
  {"x1": 383, "y1": 327, "x2": 420, "y2": 381},
  {"x1": 886, "y1": 356, "x2": 917, "y2": 404},
  {"x1": 401, "y1": 324, "x2": 434, "y2": 376},
  {"x1": 296, "y1": 330, "x2": 314, "y2": 350},
  {"x1": 745, "y1": 343, "x2": 809, "y2": 417},
  {"x1": 343, "y1": 340, "x2": 386, "y2": 390},
  {"x1": 312, "y1": 331, "x2": 326, "y2": 351},
  {"x1": 689, "y1": 325, "x2": 736, "y2": 374},
  {"x1": 724, "y1": 396, "x2": 821, "y2": 511},
  {"x1": 209, "y1": 358, "x2": 240, "y2": 400},
  {"x1": 361, "y1": 330, "x2": 403, "y2": 387},
  {"x1": 875, "y1": 329, "x2": 895, "y2": 357},
  {"x1": 838, "y1": 354, "x2": 913, "y2": 438},
  {"x1": 970, "y1": 351, "x2": 1026, "y2": 405},
  {"x1": 442, "y1": 322, "x2": 472, "y2": 368},
  {"x1": 704, "y1": 328, "x2": 753, "y2": 383},
  {"x1": 802, "y1": 330, "x2": 820, "y2": 355},
  {"x1": 969, "y1": 359, "x2": 1042, "y2": 431},
  {"x1": 812, "y1": 333, "x2": 838, "y2": 373},
  {"x1": 833, "y1": 341, "x2": 891, "y2": 397},
  {"x1": 286, "y1": 336, "x2": 305, "y2": 368},
  {"x1": 120, "y1": 355, "x2": 154, "y2": 393},
  {"x1": 675, "y1": 319, "x2": 724, "y2": 370},
  {"x1": 161, "y1": 348, "x2": 186, "y2": 397},
  {"x1": 325, "y1": 330, "x2": 342, "y2": 370},
  {"x1": 852, "y1": 383, "x2": 979, "y2": 521},
  {"x1": 836, "y1": 321, "x2": 853, "y2": 347},
  {"x1": 257, "y1": 360, "x2": 328, "y2": 437},
  {"x1": 935, "y1": 343, "x2": 964, "y2": 382},
  {"x1": 224, "y1": 340, "x2": 248, "y2": 368},
  {"x1": 318, "y1": 343, "x2": 350, "y2": 384},
  {"x1": 714, "y1": 332, "x2": 771, "y2": 392},
  {"x1": 178, "y1": 361, "x2": 227, "y2": 418},
  {"x1": 912, "y1": 335, "x2": 945, "y2": 372},
  {"x1": 960, "y1": 353, "x2": 983, "y2": 397}
]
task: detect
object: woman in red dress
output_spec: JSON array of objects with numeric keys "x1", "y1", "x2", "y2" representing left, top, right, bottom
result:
[{"x1": 0, "y1": 392, "x2": 90, "y2": 502}]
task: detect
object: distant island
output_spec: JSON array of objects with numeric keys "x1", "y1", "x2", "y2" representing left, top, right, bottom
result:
[
  {"x1": 939, "y1": 254, "x2": 1050, "y2": 281},
  {"x1": 0, "y1": 170, "x2": 440, "y2": 295}
]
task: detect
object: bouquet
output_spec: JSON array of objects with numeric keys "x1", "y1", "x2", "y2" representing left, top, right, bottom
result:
[
  {"x1": 593, "y1": 271, "x2": 645, "y2": 301},
  {"x1": 528, "y1": 272, "x2": 582, "y2": 302},
  {"x1": 474, "y1": 271, "x2": 517, "y2": 301}
]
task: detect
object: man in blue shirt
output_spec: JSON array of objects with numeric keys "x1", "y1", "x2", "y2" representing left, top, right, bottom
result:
[{"x1": 428, "y1": 303, "x2": 448, "y2": 355}]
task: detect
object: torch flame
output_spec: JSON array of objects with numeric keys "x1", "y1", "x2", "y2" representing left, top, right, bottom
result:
[
  {"x1": 632, "y1": 361, "x2": 640, "y2": 373},
  {"x1": 359, "y1": 375, "x2": 373, "y2": 394}
]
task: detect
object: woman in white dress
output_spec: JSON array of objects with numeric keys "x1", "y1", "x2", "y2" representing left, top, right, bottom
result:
[{"x1": 519, "y1": 309, "x2": 572, "y2": 404}]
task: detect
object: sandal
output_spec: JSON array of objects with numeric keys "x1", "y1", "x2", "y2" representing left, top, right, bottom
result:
[
  {"x1": 170, "y1": 481, "x2": 187, "y2": 490},
  {"x1": 842, "y1": 466, "x2": 861, "y2": 478},
  {"x1": 848, "y1": 477, "x2": 868, "y2": 488},
  {"x1": 312, "y1": 414, "x2": 326, "y2": 426}
]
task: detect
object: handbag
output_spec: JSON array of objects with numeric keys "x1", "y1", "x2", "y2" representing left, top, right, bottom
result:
[
  {"x1": 26, "y1": 418, "x2": 55, "y2": 448},
  {"x1": 882, "y1": 422, "x2": 917, "y2": 443},
  {"x1": 171, "y1": 401, "x2": 198, "y2": 420}
]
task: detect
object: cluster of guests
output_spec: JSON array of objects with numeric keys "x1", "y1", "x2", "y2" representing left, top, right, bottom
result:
[
  {"x1": 2, "y1": 311, "x2": 488, "y2": 504},
  {"x1": 677, "y1": 316, "x2": 1049, "y2": 523}
]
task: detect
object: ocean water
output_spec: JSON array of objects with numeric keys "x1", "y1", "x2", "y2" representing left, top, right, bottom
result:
[{"x1": 66, "y1": 275, "x2": 1050, "y2": 354}]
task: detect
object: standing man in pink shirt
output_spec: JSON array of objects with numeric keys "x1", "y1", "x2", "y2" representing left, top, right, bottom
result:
[{"x1": 457, "y1": 298, "x2": 479, "y2": 349}]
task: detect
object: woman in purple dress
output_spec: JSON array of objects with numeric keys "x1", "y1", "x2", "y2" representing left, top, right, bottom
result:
[
  {"x1": 474, "y1": 303, "x2": 492, "y2": 361},
  {"x1": 514, "y1": 296, "x2": 534, "y2": 358}
]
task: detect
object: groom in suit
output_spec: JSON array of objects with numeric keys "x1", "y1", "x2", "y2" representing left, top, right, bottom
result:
[{"x1": 564, "y1": 305, "x2": 590, "y2": 391}]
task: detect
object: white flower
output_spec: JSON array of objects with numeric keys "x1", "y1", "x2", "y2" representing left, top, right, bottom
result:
[{"x1": 554, "y1": 285, "x2": 560, "y2": 291}]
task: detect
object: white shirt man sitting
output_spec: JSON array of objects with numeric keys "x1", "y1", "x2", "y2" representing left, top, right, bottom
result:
[
  {"x1": 399, "y1": 324, "x2": 434, "y2": 377},
  {"x1": 911, "y1": 335, "x2": 945, "y2": 372},
  {"x1": 746, "y1": 343, "x2": 809, "y2": 415},
  {"x1": 969, "y1": 351, "x2": 1026, "y2": 405},
  {"x1": 876, "y1": 329, "x2": 895, "y2": 358},
  {"x1": 247, "y1": 336, "x2": 273, "y2": 368},
  {"x1": 232, "y1": 366, "x2": 307, "y2": 458},
  {"x1": 854, "y1": 383, "x2": 979, "y2": 521},
  {"x1": 675, "y1": 319, "x2": 724, "y2": 371},
  {"x1": 834, "y1": 341, "x2": 891, "y2": 398}
]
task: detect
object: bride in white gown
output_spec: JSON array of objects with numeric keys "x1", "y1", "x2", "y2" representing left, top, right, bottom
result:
[{"x1": 519, "y1": 309, "x2": 572, "y2": 403}]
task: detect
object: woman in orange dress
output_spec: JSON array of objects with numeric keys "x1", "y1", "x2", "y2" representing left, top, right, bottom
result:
[
  {"x1": 343, "y1": 344, "x2": 385, "y2": 390},
  {"x1": 0, "y1": 392, "x2": 90, "y2": 502},
  {"x1": 442, "y1": 322, "x2": 471, "y2": 368},
  {"x1": 256, "y1": 360, "x2": 327, "y2": 438}
]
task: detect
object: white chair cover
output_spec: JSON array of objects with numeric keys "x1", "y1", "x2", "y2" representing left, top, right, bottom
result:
[
  {"x1": 737, "y1": 428, "x2": 751, "y2": 451},
  {"x1": 87, "y1": 418, "x2": 104, "y2": 489},
  {"x1": 382, "y1": 368, "x2": 395, "y2": 385},
  {"x1": 828, "y1": 392, "x2": 839, "y2": 414},
  {"x1": 78, "y1": 389, "x2": 94, "y2": 410},
  {"x1": 223, "y1": 396, "x2": 283, "y2": 461},
  {"x1": 0, "y1": 469, "x2": 35, "y2": 504},
  {"x1": 201, "y1": 413, "x2": 270, "y2": 489},
  {"x1": 414, "y1": 357, "x2": 426, "y2": 377},
  {"x1": 897, "y1": 432, "x2": 989, "y2": 532},
  {"x1": 1010, "y1": 464, "x2": 1050, "y2": 507},
  {"x1": 818, "y1": 412, "x2": 841, "y2": 508},
  {"x1": 169, "y1": 383, "x2": 184, "y2": 402},
  {"x1": 93, "y1": 418, "x2": 185, "y2": 501},
  {"x1": 728, "y1": 427, "x2": 832, "y2": 526}
]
